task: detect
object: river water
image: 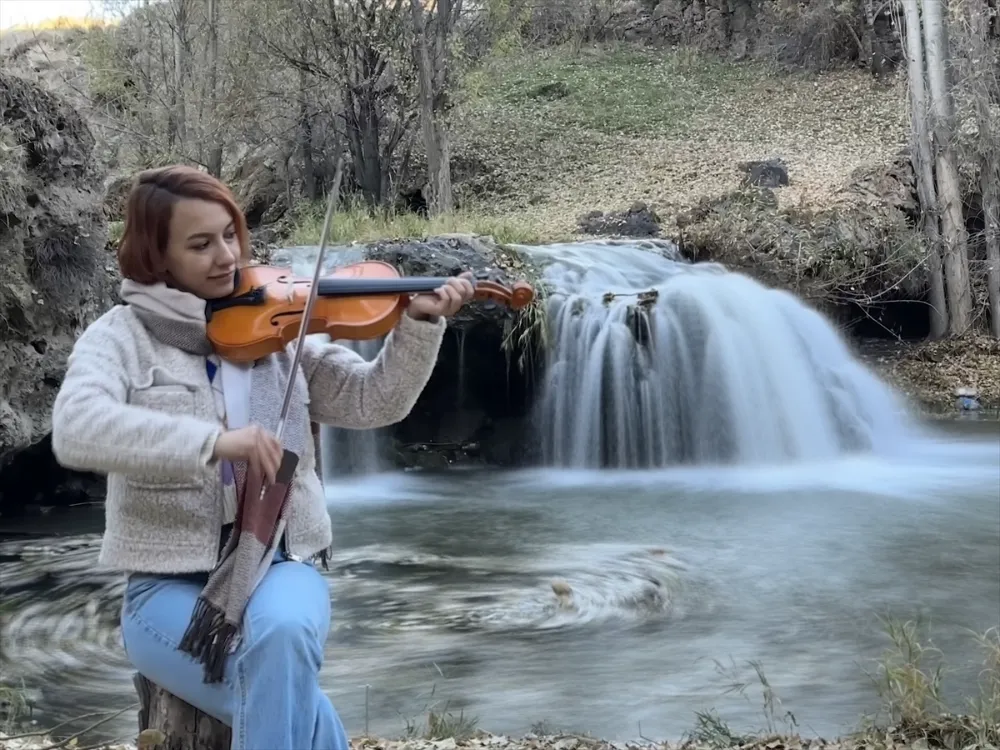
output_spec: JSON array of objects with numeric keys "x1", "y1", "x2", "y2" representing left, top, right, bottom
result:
[{"x1": 1, "y1": 418, "x2": 998, "y2": 744}]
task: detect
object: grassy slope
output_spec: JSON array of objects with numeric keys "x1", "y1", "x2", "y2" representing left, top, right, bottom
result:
[
  {"x1": 288, "y1": 43, "x2": 909, "y2": 245},
  {"x1": 450, "y1": 44, "x2": 909, "y2": 234}
]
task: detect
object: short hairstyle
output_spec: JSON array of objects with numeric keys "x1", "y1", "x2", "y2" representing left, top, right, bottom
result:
[{"x1": 117, "y1": 165, "x2": 250, "y2": 284}]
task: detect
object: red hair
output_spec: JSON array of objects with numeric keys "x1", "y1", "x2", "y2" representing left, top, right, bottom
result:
[{"x1": 117, "y1": 165, "x2": 250, "y2": 284}]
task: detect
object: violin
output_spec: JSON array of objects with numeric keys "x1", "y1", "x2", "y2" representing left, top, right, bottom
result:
[{"x1": 205, "y1": 261, "x2": 536, "y2": 363}]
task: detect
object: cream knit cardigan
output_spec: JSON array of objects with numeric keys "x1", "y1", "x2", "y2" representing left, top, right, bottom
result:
[{"x1": 51, "y1": 292, "x2": 446, "y2": 574}]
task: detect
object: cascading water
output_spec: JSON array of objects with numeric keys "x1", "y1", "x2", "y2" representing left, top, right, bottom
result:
[
  {"x1": 517, "y1": 240, "x2": 914, "y2": 469},
  {"x1": 320, "y1": 337, "x2": 389, "y2": 478}
]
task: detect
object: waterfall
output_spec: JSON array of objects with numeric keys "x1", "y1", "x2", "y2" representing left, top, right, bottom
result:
[
  {"x1": 319, "y1": 337, "x2": 389, "y2": 479},
  {"x1": 518, "y1": 240, "x2": 913, "y2": 469}
]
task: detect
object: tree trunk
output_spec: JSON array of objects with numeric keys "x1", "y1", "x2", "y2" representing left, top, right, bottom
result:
[
  {"x1": 902, "y1": 0, "x2": 948, "y2": 338},
  {"x1": 298, "y1": 63, "x2": 317, "y2": 201},
  {"x1": 965, "y1": 0, "x2": 1000, "y2": 338},
  {"x1": 172, "y1": 0, "x2": 190, "y2": 149},
  {"x1": 983, "y1": 163, "x2": 1000, "y2": 337},
  {"x1": 920, "y1": 0, "x2": 973, "y2": 335},
  {"x1": 410, "y1": 0, "x2": 454, "y2": 215},
  {"x1": 206, "y1": 0, "x2": 223, "y2": 178},
  {"x1": 134, "y1": 674, "x2": 231, "y2": 750}
]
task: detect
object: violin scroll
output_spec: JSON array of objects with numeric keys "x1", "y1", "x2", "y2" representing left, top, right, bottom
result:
[{"x1": 469, "y1": 279, "x2": 535, "y2": 310}]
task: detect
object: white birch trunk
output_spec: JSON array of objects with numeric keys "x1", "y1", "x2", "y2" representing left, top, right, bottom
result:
[
  {"x1": 902, "y1": 0, "x2": 948, "y2": 338},
  {"x1": 920, "y1": 0, "x2": 973, "y2": 335}
]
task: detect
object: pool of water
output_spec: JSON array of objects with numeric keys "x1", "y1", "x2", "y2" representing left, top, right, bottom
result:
[{"x1": 1, "y1": 419, "x2": 998, "y2": 743}]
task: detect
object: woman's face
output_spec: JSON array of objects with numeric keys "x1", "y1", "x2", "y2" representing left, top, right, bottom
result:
[{"x1": 163, "y1": 198, "x2": 242, "y2": 299}]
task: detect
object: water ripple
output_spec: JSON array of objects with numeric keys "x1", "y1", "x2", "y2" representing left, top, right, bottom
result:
[{"x1": 0, "y1": 535, "x2": 691, "y2": 689}]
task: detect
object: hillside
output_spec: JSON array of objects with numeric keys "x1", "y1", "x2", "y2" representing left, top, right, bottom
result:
[{"x1": 450, "y1": 45, "x2": 909, "y2": 233}]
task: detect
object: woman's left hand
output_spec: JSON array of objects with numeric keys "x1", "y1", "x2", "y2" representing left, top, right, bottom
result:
[{"x1": 406, "y1": 271, "x2": 476, "y2": 321}]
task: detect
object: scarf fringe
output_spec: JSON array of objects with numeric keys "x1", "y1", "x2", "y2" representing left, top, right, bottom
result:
[{"x1": 178, "y1": 596, "x2": 240, "y2": 684}]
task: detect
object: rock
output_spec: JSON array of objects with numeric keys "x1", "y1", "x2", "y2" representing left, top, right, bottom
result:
[
  {"x1": 231, "y1": 152, "x2": 289, "y2": 229},
  {"x1": 0, "y1": 435, "x2": 104, "y2": 518},
  {"x1": 954, "y1": 386, "x2": 981, "y2": 411},
  {"x1": 675, "y1": 152, "x2": 927, "y2": 310},
  {"x1": 578, "y1": 202, "x2": 661, "y2": 238},
  {"x1": 363, "y1": 234, "x2": 531, "y2": 333},
  {"x1": 738, "y1": 158, "x2": 789, "y2": 188},
  {"x1": 0, "y1": 72, "x2": 117, "y2": 477},
  {"x1": 103, "y1": 172, "x2": 134, "y2": 222}
]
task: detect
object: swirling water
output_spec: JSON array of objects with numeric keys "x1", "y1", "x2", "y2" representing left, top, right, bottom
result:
[{"x1": 2, "y1": 427, "x2": 998, "y2": 743}]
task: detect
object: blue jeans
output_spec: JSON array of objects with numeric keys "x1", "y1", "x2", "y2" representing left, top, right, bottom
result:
[{"x1": 121, "y1": 554, "x2": 350, "y2": 750}]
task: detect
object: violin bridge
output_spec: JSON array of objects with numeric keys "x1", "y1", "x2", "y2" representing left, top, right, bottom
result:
[{"x1": 283, "y1": 276, "x2": 295, "y2": 302}]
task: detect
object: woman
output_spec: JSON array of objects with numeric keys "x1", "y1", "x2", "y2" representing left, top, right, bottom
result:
[{"x1": 51, "y1": 164, "x2": 474, "y2": 750}]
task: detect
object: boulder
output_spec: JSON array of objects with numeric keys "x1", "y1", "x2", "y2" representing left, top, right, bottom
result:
[
  {"x1": 0, "y1": 72, "x2": 116, "y2": 510},
  {"x1": 674, "y1": 150, "x2": 926, "y2": 307},
  {"x1": 738, "y1": 158, "x2": 789, "y2": 188},
  {"x1": 578, "y1": 201, "x2": 662, "y2": 238}
]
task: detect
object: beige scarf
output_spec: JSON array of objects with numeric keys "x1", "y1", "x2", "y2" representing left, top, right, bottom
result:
[{"x1": 122, "y1": 277, "x2": 316, "y2": 684}]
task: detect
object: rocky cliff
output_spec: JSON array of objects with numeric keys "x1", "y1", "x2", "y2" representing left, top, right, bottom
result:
[{"x1": 0, "y1": 72, "x2": 115, "y2": 513}]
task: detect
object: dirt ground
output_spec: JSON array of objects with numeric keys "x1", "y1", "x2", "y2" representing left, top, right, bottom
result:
[{"x1": 859, "y1": 335, "x2": 1000, "y2": 413}]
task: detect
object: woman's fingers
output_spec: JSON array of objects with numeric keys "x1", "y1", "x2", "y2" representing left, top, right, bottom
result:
[
  {"x1": 439, "y1": 284, "x2": 462, "y2": 315},
  {"x1": 254, "y1": 428, "x2": 281, "y2": 485},
  {"x1": 407, "y1": 272, "x2": 476, "y2": 319},
  {"x1": 451, "y1": 274, "x2": 475, "y2": 300},
  {"x1": 440, "y1": 276, "x2": 473, "y2": 314}
]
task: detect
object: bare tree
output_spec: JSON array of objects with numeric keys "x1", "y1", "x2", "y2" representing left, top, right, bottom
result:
[
  {"x1": 169, "y1": 0, "x2": 192, "y2": 148},
  {"x1": 920, "y1": 0, "x2": 974, "y2": 335},
  {"x1": 960, "y1": 0, "x2": 1000, "y2": 337},
  {"x1": 411, "y1": 0, "x2": 462, "y2": 215},
  {"x1": 206, "y1": 0, "x2": 223, "y2": 177},
  {"x1": 982, "y1": 160, "x2": 1000, "y2": 337},
  {"x1": 901, "y1": 0, "x2": 948, "y2": 338},
  {"x1": 256, "y1": 0, "x2": 415, "y2": 206}
]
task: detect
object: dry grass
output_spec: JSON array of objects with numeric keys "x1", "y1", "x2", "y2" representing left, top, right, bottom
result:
[
  {"x1": 451, "y1": 44, "x2": 910, "y2": 235},
  {"x1": 861, "y1": 618, "x2": 1000, "y2": 750},
  {"x1": 287, "y1": 200, "x2": 562, "y2": 247},
  {"x1": 0, "y1": 685, "x2": 27, "y2": 728},
  {"x1": 1, "y1": 17, "x2": 114, "y2": 33},
  {"x1": 0, "y1": 123, "x2": 27, "y2": 220}
]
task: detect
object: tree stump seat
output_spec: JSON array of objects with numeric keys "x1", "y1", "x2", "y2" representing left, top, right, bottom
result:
[{"x1": 133, "y1": 673, "x2": 231, "y2": 750}]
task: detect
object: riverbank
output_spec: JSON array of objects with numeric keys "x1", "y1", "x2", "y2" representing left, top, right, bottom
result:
[
  {"x1": 2, "y1": 618, "x2": 997, "y2": 750},
  {"x1": 3, "y1": 720, "x2": 999, "y2": 750},
  {"x1": 859, "y1": 334, "x2": 1000, "y2": 414}
]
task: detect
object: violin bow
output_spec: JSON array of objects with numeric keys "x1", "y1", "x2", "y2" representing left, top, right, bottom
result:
[
  {"x1": 243, "y1": 185, "x2": 339, "y2": 535},
  {"x1": 273, "y1": 187, "x2": 339, "y2": 443}
]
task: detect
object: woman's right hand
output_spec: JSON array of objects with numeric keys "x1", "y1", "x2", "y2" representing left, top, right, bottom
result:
[{"x1": 213, "y1": 426, "x2": 283, "y2": 485}]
